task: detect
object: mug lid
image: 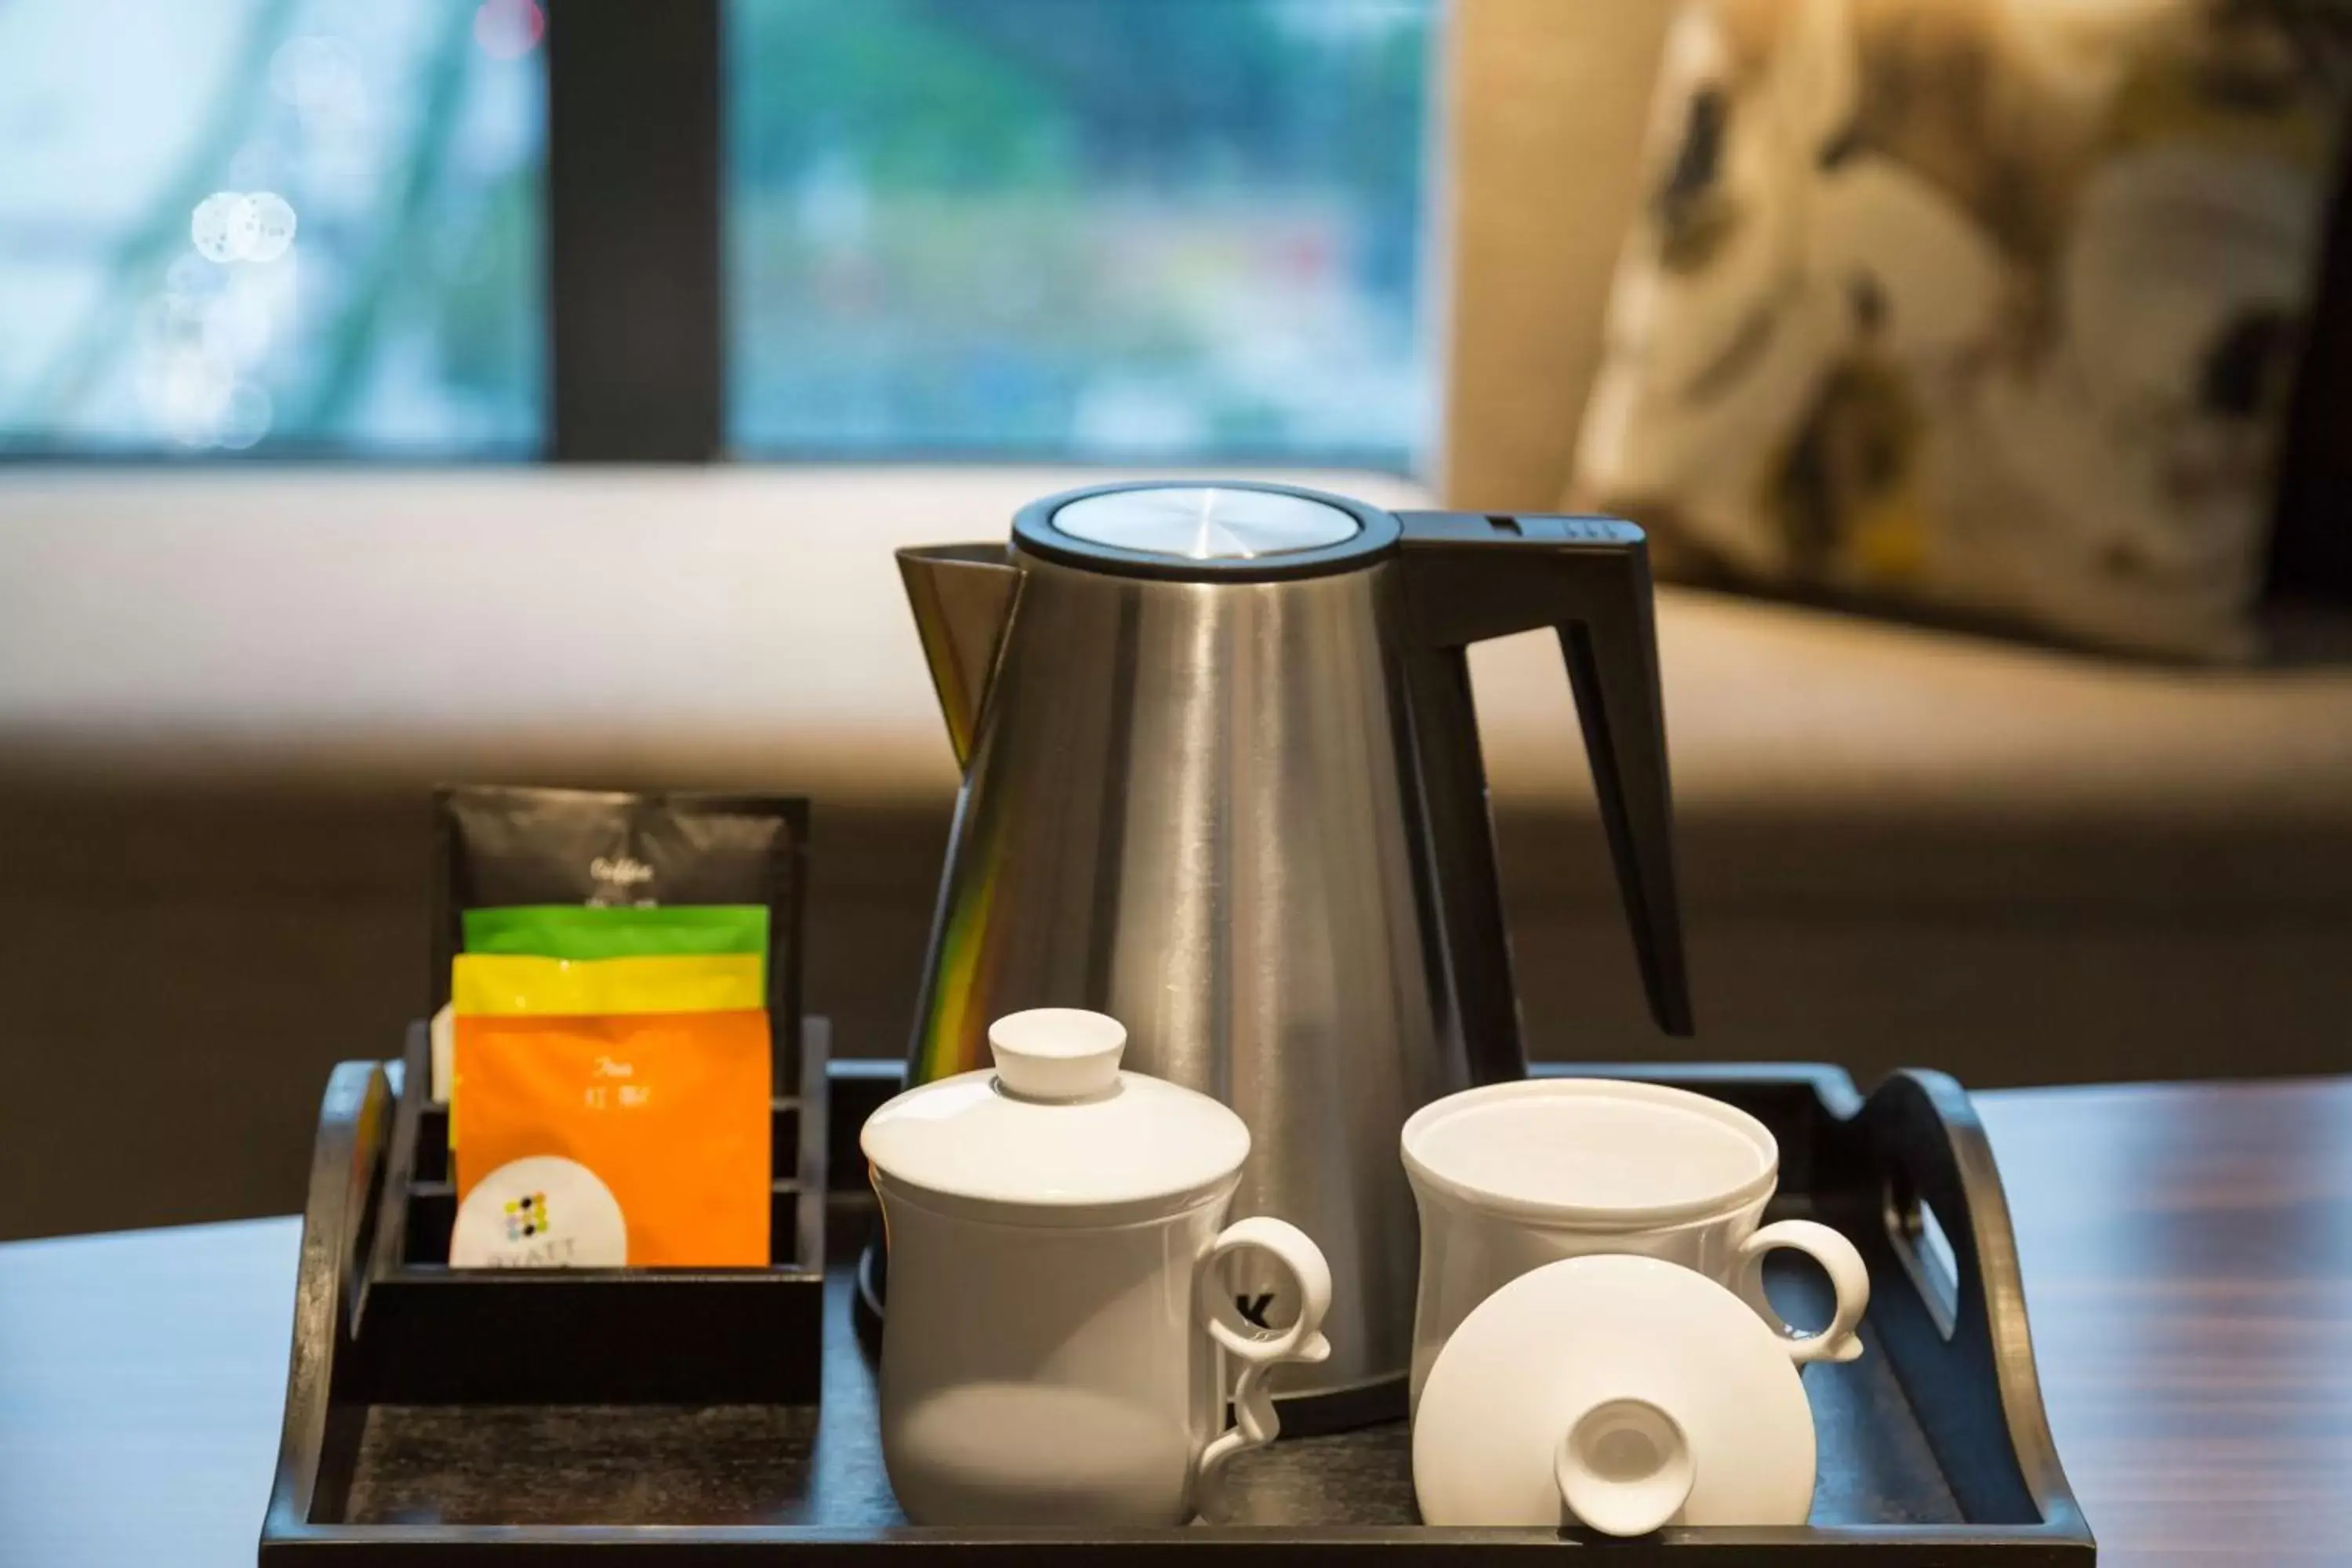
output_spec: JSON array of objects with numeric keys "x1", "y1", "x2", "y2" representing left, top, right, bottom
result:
[
  {"x1": 861, "y1": 1010, "x2": 1251, "y2": 1221},
  {"x1": 1412, "y1": 1254, "x2": 1815, "y2": 1530}
]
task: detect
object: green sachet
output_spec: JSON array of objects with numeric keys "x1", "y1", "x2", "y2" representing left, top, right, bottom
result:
[{"x1": 463, "y1": 905, "x2": 768, "y2": 976}]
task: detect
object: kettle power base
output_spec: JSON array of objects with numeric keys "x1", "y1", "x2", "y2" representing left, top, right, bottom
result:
[{"x1": 260, "y1": 1059, "x2": 2092, "y2": 1565}]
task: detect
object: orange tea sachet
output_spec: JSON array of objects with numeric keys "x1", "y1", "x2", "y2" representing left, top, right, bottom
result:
[{"x1": 453, "y1": 1008, "x2": 771, "y2": 1267}]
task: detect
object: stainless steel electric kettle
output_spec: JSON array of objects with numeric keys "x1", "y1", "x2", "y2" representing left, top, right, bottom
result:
[{"x1": 894, "y1": 481, "x2": 1690, "y2": 1431}]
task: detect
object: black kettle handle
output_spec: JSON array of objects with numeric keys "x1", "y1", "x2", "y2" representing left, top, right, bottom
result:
[{"x1": 1396, "y1": 511, "x2": 1693, "y2": 1040}]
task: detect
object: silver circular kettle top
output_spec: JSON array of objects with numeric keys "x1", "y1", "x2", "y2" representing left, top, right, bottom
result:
[{"x1": 1051, "y1": 486, "x2": 1362, "y2": 561}]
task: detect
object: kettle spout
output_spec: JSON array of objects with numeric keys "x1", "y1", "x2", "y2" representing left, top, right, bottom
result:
[{"x1": 898, "y1": 545, "x2": 1024, "y2": 770}]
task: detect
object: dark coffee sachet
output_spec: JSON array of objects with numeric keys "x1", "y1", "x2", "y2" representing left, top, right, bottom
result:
[{"x1": 430, "y1": 785, "x2": 808, "y2": 1077}]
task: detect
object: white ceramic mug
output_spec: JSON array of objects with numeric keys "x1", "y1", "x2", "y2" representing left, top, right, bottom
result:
[
  {"x1": 876, "y1": 1191, "x2": 1331, "y2": 1524},
  {"x1": 864, "y1": 1010, "x2": 1336, "y2": 1526},
  {"x1": 1401, "y1": 1078, "x2": 1869, "y2": 1410}
]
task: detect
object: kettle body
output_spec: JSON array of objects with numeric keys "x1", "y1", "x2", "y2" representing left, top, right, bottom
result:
[{"x1": 897, "y1": 482, "x2": 1690, "y2": 1428}]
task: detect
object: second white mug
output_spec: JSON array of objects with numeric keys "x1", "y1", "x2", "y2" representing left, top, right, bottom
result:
[{"x1": 1401, "y1": 1077, "x2": 1869, "y2": 1410}]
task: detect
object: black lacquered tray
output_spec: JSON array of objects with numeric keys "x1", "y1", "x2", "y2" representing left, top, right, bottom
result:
[{"x1": 260, "y1": 1058, "x2": 2092, "y2": 1563}]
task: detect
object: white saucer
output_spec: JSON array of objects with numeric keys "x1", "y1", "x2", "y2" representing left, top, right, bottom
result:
[{"x1": 1412, "y1": 1254, "x2": 1818, "y2": 1534}]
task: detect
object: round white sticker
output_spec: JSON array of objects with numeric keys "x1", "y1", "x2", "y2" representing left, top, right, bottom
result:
[{"x1": 450, "y1": 1154, "x2": 628, "y2": 1269}]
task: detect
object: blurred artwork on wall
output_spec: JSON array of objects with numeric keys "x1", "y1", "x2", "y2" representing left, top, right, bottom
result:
[{"x1": 1575, "y1": 0, "x2": 2352, "y2": 658}]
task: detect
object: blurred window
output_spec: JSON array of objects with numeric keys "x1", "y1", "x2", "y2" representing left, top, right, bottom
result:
[
  {"x1": 0, "y1": 0, "x2": 545, "y2": 456},
  {"x1": 726, "y1": 0, "x2": 1437, "y2": 470},
  {"x1": 1, "y1": 1, "x2": 1436, "y2": 467}
]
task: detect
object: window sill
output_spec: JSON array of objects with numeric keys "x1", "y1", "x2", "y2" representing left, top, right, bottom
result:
[{"x1": 0, "y1": 464, "x2": 1430, "y2": 797}]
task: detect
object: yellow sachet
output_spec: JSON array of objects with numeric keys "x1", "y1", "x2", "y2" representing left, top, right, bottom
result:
[{"x1": 451, "y1": 953, "x2": 764, "y2": 1018}]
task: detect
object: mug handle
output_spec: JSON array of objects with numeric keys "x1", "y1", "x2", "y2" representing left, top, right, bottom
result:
[
  {"x1": 1735, "y1": 1219, "x2": 1870, "y2": 1364},
  {"x1": 1192, "y1": 1215, "x2": 1334, "y2": 1523}
]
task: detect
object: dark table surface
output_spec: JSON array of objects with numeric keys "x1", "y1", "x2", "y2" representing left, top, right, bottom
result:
[{"x1": 4, "y1": 1076, "x2": 2350, "y2": 1566}]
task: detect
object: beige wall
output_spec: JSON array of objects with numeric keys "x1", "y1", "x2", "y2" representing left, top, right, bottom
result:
[{"x1": 1439, "y1": 0, "x2": 1673, "y2": 510}]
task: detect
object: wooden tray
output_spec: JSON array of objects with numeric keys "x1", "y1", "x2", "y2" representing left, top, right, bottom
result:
[{"x1": 260, "y1": 1058, "x2": 2092, "y2": 1563}]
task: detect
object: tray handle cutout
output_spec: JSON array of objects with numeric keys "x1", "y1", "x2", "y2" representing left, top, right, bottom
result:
[
  {"x1": 1852, "y1": 1069, "x2": 2081, "y2": 1534},
  {"x1": 1884, "y1": 1172, "x2": 1962, "y2": 1341}
]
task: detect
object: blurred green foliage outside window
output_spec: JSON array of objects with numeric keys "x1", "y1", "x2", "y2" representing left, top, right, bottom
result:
[
  {"x1": 0, "y1": 0, "x2": 543, "y2": 456},
  {"x1": 0, "y1": 0, "x2": 1435, "y2": 466},
  {"x1": 728, "y1": 0, "x2": 1436, "y2": 469}
]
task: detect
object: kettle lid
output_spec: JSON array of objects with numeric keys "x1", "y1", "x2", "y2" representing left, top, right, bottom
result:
[
  {"x1": 1013, "y1": 480, "x2": 1402, "y2": 582},
  {"x1": 861, "y1": 1009, "x2": 1251, "y2": 1223},
  {"x1": 1055, "y1": 486, "x2": 1359, "y2": 559}
]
